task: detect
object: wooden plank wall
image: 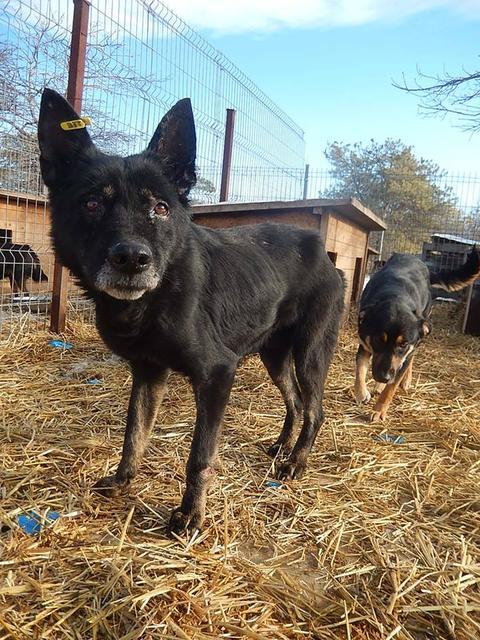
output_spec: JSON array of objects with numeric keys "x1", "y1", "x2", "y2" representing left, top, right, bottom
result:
[
  {"x1": 192, "y1": 209, "x2": 321, "y2": 231},
  {"x1": 323, "y1": 210, "x2": 368, "y2": 305}
]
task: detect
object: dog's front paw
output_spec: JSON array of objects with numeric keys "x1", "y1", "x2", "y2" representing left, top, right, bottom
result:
[
  {"x1": 370, "y1": 407, "x2": 388, "y2": 422},
  {"x1": 92, "y1": 475, "x2": 129, "y2": 498},
  {"x1": 354, "y1": 386, "x2": 371, "y2": 405},
  {"x1": 168, "y1": 507, "x2": 204, "y2": 536},
  {"x1": 276, "y1": 459, "x2": 307, "y2": 481}
]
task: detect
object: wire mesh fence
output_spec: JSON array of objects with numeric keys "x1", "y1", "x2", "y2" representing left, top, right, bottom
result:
[
  {"x1": 0, "y1": 0, "x2": 305, "y2": 334},
  {"x1": 1, "y1": 1, "x2": 479, "y2": 337},
  {"x1": 196, "y1": 166, "x2": 480, "y2": 269}
]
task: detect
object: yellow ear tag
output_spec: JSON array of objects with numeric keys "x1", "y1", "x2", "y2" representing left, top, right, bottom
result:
[{"x1": 60, "y1": 116, "x2": 92, "y2": 131}]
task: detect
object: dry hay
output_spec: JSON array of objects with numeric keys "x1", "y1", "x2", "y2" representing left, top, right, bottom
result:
[{"x1": 0, "y1": 303, "x2": 479, "y2": 639}]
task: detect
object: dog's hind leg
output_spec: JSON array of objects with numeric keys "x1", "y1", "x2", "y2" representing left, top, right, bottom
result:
[
  {"x1": 169, "y1": 358, "x2": 237, "y2": 535},
  {"x1": 8, "y1": 273, "x2": 20, "y2": 294},
  {"x1": 354, "y1": 344, "x2": 372, "y2": 404},
  {"x1": 260, "y1": 343, "x2": 302, "y2": 458},
  {"x1": 277, "y1": 307, "x2": 341, "y2": 481},
  {"x1": 93, "y1": 363, "x2": 168, "y2": 497}
]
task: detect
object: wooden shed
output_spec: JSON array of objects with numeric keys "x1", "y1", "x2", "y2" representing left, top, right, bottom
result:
[{"x1": 192, "y1": 198, "x2": 386, "y2": 307}]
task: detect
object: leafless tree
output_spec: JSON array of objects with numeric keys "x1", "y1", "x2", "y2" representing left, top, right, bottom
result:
[
  {"x1": 394, "y1": 61, "x2": 480, "y2": 133},
  {"x1": 0, "y1": 18, "x2": 163, "y2": 193}
]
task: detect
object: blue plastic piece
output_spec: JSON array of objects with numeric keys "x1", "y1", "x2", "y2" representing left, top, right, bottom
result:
[
  {"x1": 48, "y1": 340, "x2": 73, "y2": 350},
  {"x1": 373, "y1": 433, "x2": 405, "y2": 445},
  {"x1": 16, "y1": 511, "x2": 60, "y2": 535},
  {"x1": 86, "y1": 377, "x2": 101, "y2": 385},
  {"x1": 266, "y1": 480, "x2": 282, "y2": 488}
]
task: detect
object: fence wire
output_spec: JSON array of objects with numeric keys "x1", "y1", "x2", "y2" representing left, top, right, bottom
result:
[
  {"x1": 196, "y1": 166, "x2": 480, "y2": 270},
  {"x1": 1, "y1": 1, "x2": 479, "y2": 337},
  {"x1": 0, "y1": 0, "x2": 305, "y2": 334}
]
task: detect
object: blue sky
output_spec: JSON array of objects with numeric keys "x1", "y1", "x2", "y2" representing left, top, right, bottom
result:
[{"x1": 168, "y1": 1, "x2": 480, "y2": 174}]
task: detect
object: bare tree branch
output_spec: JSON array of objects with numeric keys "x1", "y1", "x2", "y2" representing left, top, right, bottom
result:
[
  {"x1": 394, "y1": 60, "x2": 480, "y2": 133},
  {"x1": 0, "y1": 17, "x2": 169, "y2": 193}
]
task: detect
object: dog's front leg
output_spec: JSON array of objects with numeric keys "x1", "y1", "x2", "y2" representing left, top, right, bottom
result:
[
  {"x1": 169, "y1": 361, "x2": 236, "y2": 535},
  {"x1": 93, "y1": 363, "x2": 169, "y2": 497},
  {"x1": 354, "y1": 344, "x2": 372, "y2": 404},
  {"x1": 371, "y1": 358, "x2": 411, "y2": 422}
]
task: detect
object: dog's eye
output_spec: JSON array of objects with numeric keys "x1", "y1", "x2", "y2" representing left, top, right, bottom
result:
[
  {"x1": 85, "y1": 198, "x2": 99, "y2": 212},
  {"x1": 152, "y1": 201, "x2": 169, "y2": 217}
]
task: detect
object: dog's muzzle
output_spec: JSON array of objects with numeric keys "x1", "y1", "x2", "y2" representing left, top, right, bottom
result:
[{"x1": 94, "y1": 242, "x2": 160, "y2": 300}]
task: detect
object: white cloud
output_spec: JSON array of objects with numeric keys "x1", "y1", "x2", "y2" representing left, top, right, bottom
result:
[{"x1": 165, "y1": 0, "x2": 480, "y2": 34}]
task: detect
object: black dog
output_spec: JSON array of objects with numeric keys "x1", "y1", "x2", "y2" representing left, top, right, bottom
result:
[
  {"x1": 355, "y1": 249, "x2": 480, "y2": 421},
  {"x1": 0, "y1": 242, "x2": 48, "y2": 293},
  {"x1": 38, "y1": 89, "x2": 345, "y2": 534}
]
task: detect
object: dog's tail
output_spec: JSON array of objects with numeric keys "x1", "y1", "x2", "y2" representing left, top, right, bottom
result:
[{"x1": 429, "y1": 246, "x2": 480, "y2": 292}]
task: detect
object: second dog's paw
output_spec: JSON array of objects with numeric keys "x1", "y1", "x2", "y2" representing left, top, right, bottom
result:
[
  {"x1": 354, "y1": 387, "x2": 371, "y2": 405},
  {"x1": 370, "y1": 407, "x2": 388, "y2": 423}
]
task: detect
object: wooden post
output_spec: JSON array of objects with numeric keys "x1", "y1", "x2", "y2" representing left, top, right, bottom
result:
[
  {"x1": 50, "y1": 0, "x2": 90, "y2": 333},
  {"x1": 219, "y1": 108, "x2": 235, "y2": 202}
]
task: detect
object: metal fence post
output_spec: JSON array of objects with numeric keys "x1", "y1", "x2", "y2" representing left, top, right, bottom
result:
[
  {"x1": 219, "y1": 108, "x2": 236, "y2": 202},
  {"x1": 302, "y1": 163, "x2": 309, "y2": 199},
  {"x1": 50, "y1": 0, "x2": 90, "y2": 333}
]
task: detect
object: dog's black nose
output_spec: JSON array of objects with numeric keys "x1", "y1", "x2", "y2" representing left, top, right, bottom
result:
[
  {"x1": 376, "y1": 373, "x2": 391, "y2": 384},
  {"x1": 108, "y1": 242, "x2": 152, "y2": 274}
]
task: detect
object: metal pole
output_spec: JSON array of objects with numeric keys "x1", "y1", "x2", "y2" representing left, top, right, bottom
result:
[
  {"x1": 461, "y1": 283, "x2": 474, "y2": 334},
  {"x1": 50, "y1": 0, "x2": 90, "y2": 333},
  {"x1": 302, "y1": 163, "x2": 309, "y2": 200},
  {"x1": 219, "y1": 108, "x2": 235, "y2": 202},
  {"x1": 378, "y1": 230, "x2": 385, "y2": 260}
]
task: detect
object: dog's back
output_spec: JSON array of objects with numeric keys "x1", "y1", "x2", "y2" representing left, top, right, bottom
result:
[
  {"x1": 361, "y1": 253, "x2": 431, "y2": 314},
  {"x1": 182, "y1": 221, "x2": 342, "y2": 356}
]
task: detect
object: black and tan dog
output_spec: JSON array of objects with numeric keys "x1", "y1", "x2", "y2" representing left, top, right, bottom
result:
[
  {"x1": 37, "y1": 89, "x2": 345, "y2": 534},
  {"x1": 355, "y1": 249, "x2": 480, "y2": 422}
]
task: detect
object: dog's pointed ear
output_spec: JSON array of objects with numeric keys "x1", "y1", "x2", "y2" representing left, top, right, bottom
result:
[
  {"x1": 38, "y1": 88, "x2": 95, "y2": 188},
  {"x1": 147, "y1": 98, "x2": 196, "y2": 197}
]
